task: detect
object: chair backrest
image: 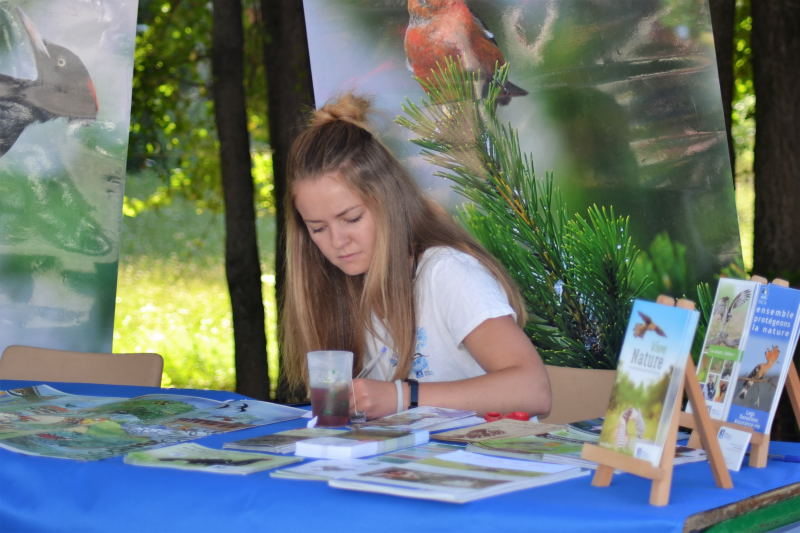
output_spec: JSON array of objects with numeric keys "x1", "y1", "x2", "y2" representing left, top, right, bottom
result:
[
  {"x1": 0, "y1": 345, "x2": 164, "y2": 387},
  {"x1": 539, "y1": 364, "x2": 617, "y2": 424}
]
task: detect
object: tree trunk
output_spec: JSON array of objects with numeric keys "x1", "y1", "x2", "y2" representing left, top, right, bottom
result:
[
  {"x1": 751, "y1": 0, "x2": 800, "y2": 442},
  {"x1": 752, "y1": 2, "x2": 800, "y2": 277},
  {"x1": 708, "y1": 0, "x2": 736, "y2": 173},
  {"x1": 212, "y1": 0, "x2": 269, "y2": 400},
  {"x1": 261, "y1": 0, "x2": 315, "y2": 403}
]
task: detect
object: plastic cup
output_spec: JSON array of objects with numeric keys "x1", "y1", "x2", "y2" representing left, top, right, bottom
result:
[{"x1": 307, "y1": 350, "x2": 353, "y2": 427}]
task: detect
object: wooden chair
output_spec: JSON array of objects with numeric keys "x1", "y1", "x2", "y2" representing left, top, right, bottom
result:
[
  {"x1": 0, "y1": 345, "x2": 164, "y2": 387},
  {"x1": 539, "y1": 364, "x2": 617, "y2": 424}
]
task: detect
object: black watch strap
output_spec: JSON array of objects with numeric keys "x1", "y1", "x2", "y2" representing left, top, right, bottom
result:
[{"x1": 404, "y1": 378, "x2": 419, "y2": 408}]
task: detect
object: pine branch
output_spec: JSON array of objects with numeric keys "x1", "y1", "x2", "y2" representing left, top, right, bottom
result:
[{"x1": 399, "y1": 59, "x2": 652, "y2": 368}]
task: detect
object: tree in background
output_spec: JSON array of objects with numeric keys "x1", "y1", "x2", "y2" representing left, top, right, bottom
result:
[
  {"x1": 750, "y1": 0, "x2": 800, "y2": 442},
  {"x1": 212, "y1": 0, "x2": 269, "y2": 400},
  {"x1": 751, "y1": 1, "x2": 800, "y2": 281},
  {"x1": 260, "y1": 0, "x2": 315, "y2": 403},
  {"x1": 708, "y1": 0, "x2": 735, "y2": 171},
  {"x1": 128, "y1": 0, "x2": 273, "y2": 398}
]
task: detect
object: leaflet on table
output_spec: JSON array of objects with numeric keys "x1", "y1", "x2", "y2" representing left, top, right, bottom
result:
[
  {"x1": 465, "y1": 429, "x2": 598, "y2": 469},
  {"x1": 596, "y1": 299, "x2": 699, "y2": 467},
  {"x1": 124, "y1": 442, "x2": 302, "y2": 474},
  {"x1": 271, "y1": 442, "x2": 462, "y2": 480},
  {"x1": 328, "y1": 449, "x2": 588, "y2": 503},
  {"x1": 465, "y1": 432, "x2": 705, "y2": 469},
  {"x1": 0, "y1": 384, "x2": 307, "y2": 461},
  {"x1": 432, "y1": 419, "x2": 565, "y2": 443},
  {"x1": 356, "y1": 406, "x2": 481, "y2": 431}
]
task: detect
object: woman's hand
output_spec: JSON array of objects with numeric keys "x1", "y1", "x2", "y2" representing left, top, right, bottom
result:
[{"x1": 352, "y1": 378, "x2": 401, "y2": 420}]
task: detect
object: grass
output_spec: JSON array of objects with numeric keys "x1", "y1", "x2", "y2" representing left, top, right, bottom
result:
[{"x1": 112, "y1": 172, "x2": 277, "y2": 392}]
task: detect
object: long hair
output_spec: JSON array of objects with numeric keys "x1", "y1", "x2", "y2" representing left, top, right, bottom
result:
[{"x1": 282, "y1": 93, "x2": 526, "y2": 391}]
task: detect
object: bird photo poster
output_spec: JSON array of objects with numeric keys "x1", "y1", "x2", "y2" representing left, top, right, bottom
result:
[
  {"x1": 597, "y1": 299, "x2": 699, "y2": 467},
  {"x1": 302, "y1": 0, "x2": 743, "y2": 295},
  {"x1": 0, "y1": 1, "x2": 138, "y2": 353}
]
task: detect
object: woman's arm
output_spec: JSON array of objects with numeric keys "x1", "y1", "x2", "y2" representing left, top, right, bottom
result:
[{"x1": 352, "y1": 315, "x2": 551, "y2": 419}]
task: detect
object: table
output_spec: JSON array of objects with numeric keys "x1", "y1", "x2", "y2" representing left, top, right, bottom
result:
[{"x1": 1, "y1": 380, "x2": 799, "y2": 533}]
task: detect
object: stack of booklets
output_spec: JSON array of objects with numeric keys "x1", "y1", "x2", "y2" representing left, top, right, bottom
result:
[
  {"x1": 271, "y1": 442, "x2": 462, "y2": 481},
  {"x1": 272, "y1": 442, "x2": 587, "y2": 502},
  {"x1": 692, "y1": 279, "x2": 800, "y2": 434},
  {"x1": 224, "y1": 428, "x2": 347, "y2": 454},
  {"x1": 326, "y1": 448, "x2": 587, "y2": 503},
  {"x1": 293, "y1": 427, "x2": 430, "y2": 459}
]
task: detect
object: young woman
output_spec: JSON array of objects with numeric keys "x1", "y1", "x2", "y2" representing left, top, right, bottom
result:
[{"x1": 282, "y1": 93, "x2": 551, "y2": 420}]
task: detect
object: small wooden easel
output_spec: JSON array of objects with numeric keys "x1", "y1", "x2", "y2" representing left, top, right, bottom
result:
[
  {"x1": 684, "y1": 277, "x2": 800, "y2": 468},
  {"x1": 581, "y1": 296, "x2": 733, "y2": 506}
]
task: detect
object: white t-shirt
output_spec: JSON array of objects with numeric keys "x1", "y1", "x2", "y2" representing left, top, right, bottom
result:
[{"x1": 362, "y1": 246, "x2": 516, "y2": 382}]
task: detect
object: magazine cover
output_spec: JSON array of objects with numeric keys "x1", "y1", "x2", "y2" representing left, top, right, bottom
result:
[
  {"x1": 597, "y1": 299, "x2": 699, "y2": 466},
  {"x1": 694, "y1": 278, "x2": 761, "y2": 419},
  {"x1": 0, "y1": 0, "x2": 138, "y2": 353},
  {"x1": 727, "y1": 284, "x2": 800, "y2": 433}
]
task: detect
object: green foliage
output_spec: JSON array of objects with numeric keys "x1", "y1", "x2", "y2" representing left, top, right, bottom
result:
[
  {"x1": 128, "y1": 0, "x2": 272, "y2": 215},
  {"x1": 398, "y1": 59, "x2": 650, "y2": 369},
  {"x1": 634, "y1": 232, "x2": 691, "y2": 300}
]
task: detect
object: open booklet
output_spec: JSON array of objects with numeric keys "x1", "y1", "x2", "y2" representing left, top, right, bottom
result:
[
  {"x1": 327, "y1": 449, "x2": 588, "y2": 503},
  {"x1": 0, "y1": 384, "x2": 307, "y2": 460}
]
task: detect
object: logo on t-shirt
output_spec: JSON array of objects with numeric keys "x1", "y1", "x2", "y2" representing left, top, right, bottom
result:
[{"x1": 412, "y1": 352, "x2": 431, "y2": 378}]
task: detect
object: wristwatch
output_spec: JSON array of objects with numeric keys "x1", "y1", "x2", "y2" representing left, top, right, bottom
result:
[{"x1": 404, "y1": 378, "x2": 419, "y2": 408}]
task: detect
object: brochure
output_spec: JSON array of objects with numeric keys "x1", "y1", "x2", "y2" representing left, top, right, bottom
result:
[
  {"x1": 328, "y1": 449, "x2": 588, "y2": 503},
  {"x1": 271, "y1": 442, "x2": 461, "y2": 481},
  {"x1": 0, "y1": 384, "x2": 307, "y2": 460},
  {"x1": 726, "y1": 283, "x2": 800, "y2": 433},
  {"x1": 596, "y1": 299, "x2": 699, "y2": 466},
  {"x1": 432, "y1": 419, "x2": 565, "y2": 443},
  {"x1": 124, "y1": 442, "x2": 302, "y2": 474},
  {"x1": 357, "y1": 406, "x2": 481, "y2": 432}
]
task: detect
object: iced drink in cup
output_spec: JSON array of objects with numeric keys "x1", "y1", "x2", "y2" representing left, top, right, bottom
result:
[{"x1": 307, "y1": 350, "x2": 353, "y2": 427}]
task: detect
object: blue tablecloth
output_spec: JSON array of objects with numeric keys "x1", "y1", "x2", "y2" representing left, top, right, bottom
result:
[{"x1": 1, "y1": 380, "x2": 799, "y2": 533}]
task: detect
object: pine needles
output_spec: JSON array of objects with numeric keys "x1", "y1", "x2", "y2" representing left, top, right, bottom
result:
[{"x1": 398, "y1": 59, "x2": 651, "y2": 368}]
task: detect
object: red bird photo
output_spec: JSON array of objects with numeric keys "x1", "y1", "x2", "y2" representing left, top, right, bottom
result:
[{"x1": 404, "y1": 0, "x2": 527, "y2": 105}]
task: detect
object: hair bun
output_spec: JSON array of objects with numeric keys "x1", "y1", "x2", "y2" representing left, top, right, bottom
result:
[{"x1": 311, "y1": 93, "x2": 372, "y2": 129}]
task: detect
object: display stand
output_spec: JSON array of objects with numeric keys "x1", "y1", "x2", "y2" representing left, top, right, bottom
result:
[
  {"x1": 684, "y1": 278, "x2": 800, "y2": 468},
  {"x1": 581, "y1": 296, "x2": 733, "y2": 506}
]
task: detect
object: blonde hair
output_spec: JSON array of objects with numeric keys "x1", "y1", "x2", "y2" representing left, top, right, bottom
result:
[{"x1": 282, "y1": 93, "x2": 526, "y2": 391}]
